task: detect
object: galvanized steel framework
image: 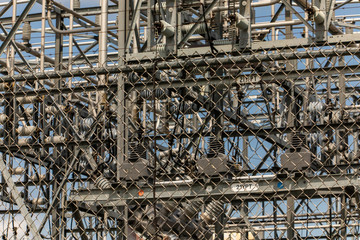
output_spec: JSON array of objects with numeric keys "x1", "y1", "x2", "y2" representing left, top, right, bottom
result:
[{"x1": 0, "y1": 0, "x2": 360, "y2": 239}]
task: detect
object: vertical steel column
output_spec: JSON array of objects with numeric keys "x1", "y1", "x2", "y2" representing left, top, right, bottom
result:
[
  {"x1": 98, "y1": 0, "x2": 108, "y2": 107},
  {"x1": 68, "y1": 0, "x2": 74, "y2": 90},
  {"x1": 116, "y1": 14, "x2": 127, "y2": 240},
  {"x1": 40, "y1": 0, "x2": 46, "y2": 71},
  {"x1": 147, "y1": 0, "x2": 155, "y2": 50},
  {"x1": 284, "y1": 3, "x2": 296, "y2": 238},
  {"x1": 315, "y1": 0, "x2": 327, "y2": 41},
  {"x1": 338, "y1": 44, "x2": 348, "y2": 238},
  {"x1": 340, "y1": 194, "x2": 347, "y2": 239},
  {"x1": 51, "y1": 12, "x2": 64, "y2": 240},
  {"x1": 117, "y1": 0, "x2": 126, "y2": 174},
  {"x1": 286, "y1": 195, "x2": 295, "y2": 239},
  {"x1": 9, "y1": 0, "x2": 16, "y2": 75},
  {"x1": 165, "y1": 0, "x2": 177, "y2": 54},
  {"x1": 239, "y1": 0, "x2": 251, "y2": 48}
]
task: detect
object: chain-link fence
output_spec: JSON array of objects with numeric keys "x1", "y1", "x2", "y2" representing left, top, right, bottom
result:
[{"x1": 0, "y1": 0, "x2": 360, "y2": 239}]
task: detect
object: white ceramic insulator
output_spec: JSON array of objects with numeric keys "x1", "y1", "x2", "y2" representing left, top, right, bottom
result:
[
  {"x1": 159, "y1": 148, "x2": 180, "y2": 158},
  {"x1": 45, "y1": 136, "x2": 66, "y2": 144},
  {"x1": 338, "y1": 144, "x2": 346, "y2": 152},
  {"x1": 313, "y1": 6, "x2": 325, "y2": 24},
  {"x1": 332, "y1": 111, "x2": 341, "y2": 123},
  {"x1": 17, "y1": 96, "x2": 39, "y2": 104},
  {"x1": 0, "y1": 83, "x2": 10, "y2": 91},
  {"x1": 11, "y1": 167, "x2": 25, "y2": 175},
  {"x1": 308, "y1": 101, "x2": 326, "y2": 114},
  {"x1": 45, "y1": 106, "x2": 59, "y2": 115},
  {"x1": 31, "y1": 198, "x2": 46, "y2": 205},
  {"x1": 235, "y1": 13, "x2": 249, "y2": 30},
  {"x1": 160, "y1": 20, "x2": 175, "y2": 37},
  {"x1": 324, "y1": 115, "x2": 330, "y2": 123},
  {"x1": 18, "y1": 138, "x2": 31, "y2": 145},
  {"x1": 29, "y1": 174, "x2": 46, "y2": 182},
  {"x1": 324, "y1": 142, "x2": 336, "y2": 153},
  {"x1": 17, "y1": 126, "x2": 37, "y2": 136},
  {"x1": 0, "y1": 114, "x2": 7, "y2": 124}
]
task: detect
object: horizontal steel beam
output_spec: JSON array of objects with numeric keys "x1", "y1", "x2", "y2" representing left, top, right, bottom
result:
[
  {"x1": 69, "y1": 174, "x2": 359, "y2": 206},
  {"x1": 0, "y1": 47, "x2": 359, "y2": 82}
]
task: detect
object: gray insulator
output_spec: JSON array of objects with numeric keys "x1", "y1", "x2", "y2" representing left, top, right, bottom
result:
[
  {"x1": 156, "y1": 44, "x2": 167, "y2": 57},
  {"x1": 291, "y1": 133, "x2": 306, "y2": 149},
  {"x1": 103, "y1": 162, "x2": 116, "y2": 178},
  {"x1": 79, "y1": 118, "x2": 94, "y2": 132},
  {"x1": 235, "y1": 13, "x2": 249, "y2": 30},
  {"x1": 129, "y1": 142, "x2": 146, "y2": 162},
  {"x1": 164, "y1": 201, "x2": 178, "y2": 213},
  {"x1": 182, "y1": 199, "x2": 202, "y2": 219},
  {"x1": 228, "y1": 27, "x2": 237, "y2": 42},
  {"x1": 160, "y1": 201, "x2": 178, "y2": 216},
  {"x1": 95, "y1": 14, "x2": 100, "y2": 25},
  {"x1": 348, "y1": 152, "x2": 356, "y2": 162},
  {"x1": 79, "y1": 155, "x2": 89, "y2": 169},
  {"x1": 307, "y1": 133, "x2": 323, "y2": 145},
  {"x1": 208, "y1": 137, "x2": 225, "y2": 157},
  {"x1": 128, "y1": 72, "x2": 140, "y2": 83},
  {"x1": 170, "y1": 103, "x2": 200, "y2": 114},
  {"x1": 159, "y1": 20, "x2": 175, "y2": 37},
  {"x1": 74, "y1": 0, "x2": 80, "y2": 9},
  {"x1": 181, "y1": 23, "x2": 207, "y2": 35},
  {"x1": 308, "y1": 101, "x2": 326, "y2": 115},
  {"x1": 332, "y1": 111, "x2": 342, "y2": 123},
  {"x1": 22, "y1": 21, "x2": 31, "y2": 42},
  {"x1": 103, "y1": 128, "x2": 117, "y2": 138},
  {"x1": 201, "y1": 200, "x2": 224, "y2": 225},
  {"x1": 94, "y1": 175, "x2": 111, "y2": 189},
  {"x1": 140, "y1": 89, "x2": 169, "y2": 100},
  {"x1": 79, "y1": 149, "x2": 93, "y2": 169}
]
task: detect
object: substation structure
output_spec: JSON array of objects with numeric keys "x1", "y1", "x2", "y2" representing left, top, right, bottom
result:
[{"x1": 1, "y1": 0, "x2": 360, "y2": 239}]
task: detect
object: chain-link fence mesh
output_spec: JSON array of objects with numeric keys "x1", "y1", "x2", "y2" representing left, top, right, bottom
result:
[{"x1": 0, "y1": 0, "x2": 360, "y2": 239}]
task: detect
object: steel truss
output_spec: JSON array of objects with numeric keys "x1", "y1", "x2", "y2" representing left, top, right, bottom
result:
[{"x1": 0, "y1": 0, "x2": 360, "y2": 239}]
